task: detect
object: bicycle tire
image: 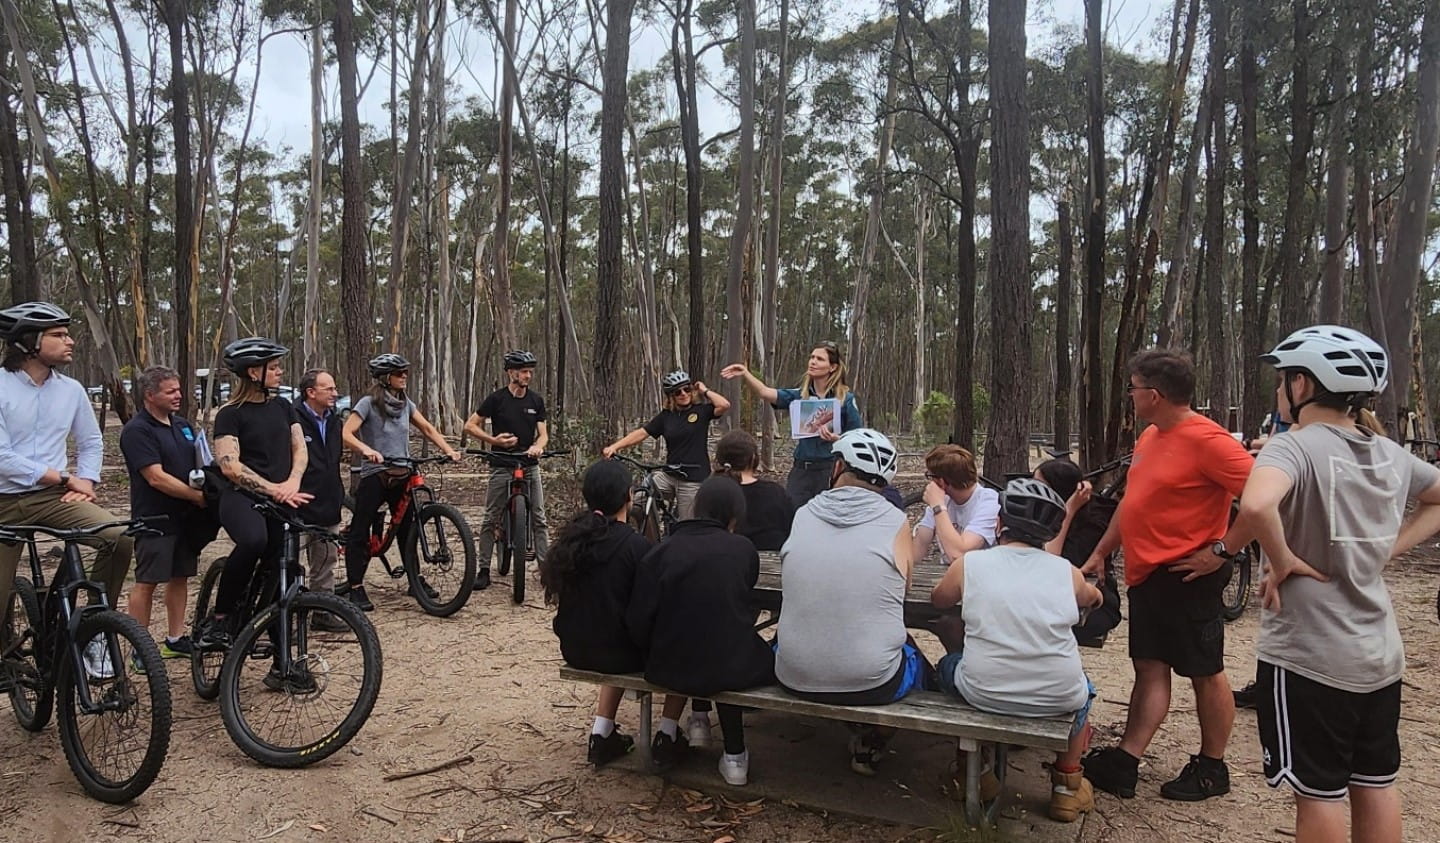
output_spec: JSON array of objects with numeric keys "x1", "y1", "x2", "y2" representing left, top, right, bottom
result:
[
  {"x1": 190, "y1": 558, "x2": 227, "y2": 701},
  {"x1": 218, "y1": 591, "x2": 382, "y2": 767},
  {"x1": 403, "y1": 503, "x2": 476, "y2": 617},
  {"x1": 1221, "y1": 543, "x2": 1256, "y2": 622},
  {"x1": 510, "y1": 497, "x2": 528, "y2": 605},
  {"x1": 496, "y1": 515, "x2": 512, "y2": 578},
  {"x1": 56, "y1": 611, "x2": 172, "y2": 803},
  {"x1": 4, "y1": 576, "x2": 53, "y2": 731}
]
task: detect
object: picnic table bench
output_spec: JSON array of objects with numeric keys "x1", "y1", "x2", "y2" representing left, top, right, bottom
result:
[{"x1": 559, "y1": 666, "x2": 1075, "y2": 825}]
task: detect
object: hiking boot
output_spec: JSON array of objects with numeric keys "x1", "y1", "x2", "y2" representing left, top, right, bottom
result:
[
  {"x1": 686, "y1": 714, "x2": 713, "y2": 749},
  {"x1": 650, "y1": 730, "x2": 689, "y2": 773},
  {"x1": 263, "y1": 663, "x2": 317, "y2": 694},
  {"x1": 1233, "y1": 681, "x2": 1258, "y2": 710},
  {"x1": 848, "y1": 731, "x2": 885, "y2": 777},
  {"x1": 160, "y1": 636, "x2": 194, "y2": 658},
  {"x1": 1160, "y1": 754, "x2": 1230, "y2": 802},
  {"x1": 343, "y1": 585, "x2": 374, "y2": 612},
  {"x1": 474, "y1": 568, "x2": 492, "y2": 591},
  {"x1": 949, "y1": 749, "x2": 1002, "y2": 802},
  {"x1": 310, "y1": 611, "x2": 349, "y2": 633},
  {"x1": 1050, "y1": 768, "x2": 1096, "y2": 822},
  {"x1": 718, "y1": 750, "x2": 750, "y2": 786},
  {"x1": 405, "y1": 577, "x2": 439, "y2": 600},
  {"x1": 587, "y1": 728, "x2": 635, "y2": 768},
  {"x1": 1083, "y1": 746, "x2": 1139, "y2": 799}
]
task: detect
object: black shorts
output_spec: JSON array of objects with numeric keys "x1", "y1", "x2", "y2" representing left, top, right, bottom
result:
[
  {"x1": 1255, "y1": 661, "x2": 1401, "y2": 801},
  {"x1": 134, "y1": 534, "x2": 199, "y2": 584},
  {"x1": 1126, "y1": 562, "x2": 1229, "y2": 677}
]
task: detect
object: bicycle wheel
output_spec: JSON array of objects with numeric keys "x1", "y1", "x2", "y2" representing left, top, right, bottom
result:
[
  {"x1": 509, "y1": 497, "x2": 529, "y2": 605},
  {"x1": 218, "y1": 591, "x2": 382, "y2": 767},
  {"x1": 496, "y1": 518, "x2": 512, "y2": 577},
  {"x1": 56, "y1": 611, "x2": 171, "y2": 803},
  {"x1": 1221, "y1": 544, "x2": 1256, "y2": 622},
  {"x1": 628, "y1": 493, "x2": 661, "y2": 544},
  {"x1": 190, "y1": 558, "x2": 226, "y2": 701},
  {"x1": 4, "y1": 576, "x2": 53, "y2": 730},
  {"x1": 402, "y1": 503, "x2": 476, "y2": 617}
]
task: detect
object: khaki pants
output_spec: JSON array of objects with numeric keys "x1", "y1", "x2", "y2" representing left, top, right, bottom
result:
[
  {"x1": 0, "y1": 485, "x2": 135, "y2": 619},
  {"x1": 650, "y1": 472, "x2": 701, "y2": 521},
  {"x1": 302, "y1": 524, "x2": 341, "y2": 593},
  {"x1": 478, "y1": 465, "x2": 548, "y2": 568}
]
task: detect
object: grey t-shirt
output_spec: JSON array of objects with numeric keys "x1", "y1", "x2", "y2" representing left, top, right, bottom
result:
[
  {"x1": 351, "y1": 395, "x2": 416, "y2": 478},
  {"x1": 1255, "y1": 423, "x2": 1440, "y2": 693}
]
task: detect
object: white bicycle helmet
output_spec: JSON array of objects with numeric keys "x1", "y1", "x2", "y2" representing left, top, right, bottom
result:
[
  {"x1": 661, "y1": 369, "x2": 692, "y2": 394},
  {"x1": 1261, "y1": 325, "x2": 1389, "y2": 395},
  {"x1": 832, "y1": 428, "x2": 898, "y2": 485}
]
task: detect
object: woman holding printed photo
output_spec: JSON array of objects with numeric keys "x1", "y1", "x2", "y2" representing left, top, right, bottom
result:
[{"x1": 720, "y1": 342, "x2": 862, "y2": 507}]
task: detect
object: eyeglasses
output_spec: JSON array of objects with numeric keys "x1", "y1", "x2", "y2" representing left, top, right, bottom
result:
[
  {"x1": 924, "y1": 472, "x2": 941, "y2": 481},
  {"x1": 1125, "y1": 384, "x2": 1158, "y2": 395}
]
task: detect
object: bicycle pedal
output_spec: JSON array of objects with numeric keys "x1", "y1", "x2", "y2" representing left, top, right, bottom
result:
[{"x1": 249, "y1": 643, "x2": 275, "y2": 660}]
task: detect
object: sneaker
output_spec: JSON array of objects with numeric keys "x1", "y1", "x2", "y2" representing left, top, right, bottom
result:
[
  {"x1": 848, "y1": 732, "x2": 884, "y2": 777},
  {"x1": 160, "y1": 636, "x2": 194, "y2": 658},
  {"x1": 686, "y1": 714, "x2": 713, "y2": 749},
  {"x1": 1050, "y1": 768, "x2": 1096, "y2": 822},
  {"x1": 650, "y1": 730, "x2": 689, "y2": 773},
  {"x1": 344, "y1": 585, "x2": 374, "y2": 612},
  {"x1": 83, "y1": 636, "x2": 116, "y2": 680},
  {"x1": 1233, "y1": 681, "x2": 1258, "y2": 710},
  {"x1": 196, "y1": 616, "x2": 233, "y2": 650},
  {"x1": 310, "y1": 612, "x2": 349, "y2": 633},
  {"x1": 263, "y1": 663, "x2": 317, "y2": 694},
  {"x1": 1083, "y1": 746, "x2": 1139, "y2": 799},
  {"x1": 1160, "y1": 754, "x2": 1230, "y2": 802},
  {"x1": 474, "y1": 568, "x2": 491, "y2": 591},
  {"x1": 718, "y1": 750, "x2": 749, "y2": 786},
  {"x1": 587, "y1": 728, "x2": 635, "y2": 768},
  {"x1": 405, "y1": 577, "x2": 439, "y2": 600},
  {"x1": 128, "y1": 649, "x2": 147, "y2": 675}
]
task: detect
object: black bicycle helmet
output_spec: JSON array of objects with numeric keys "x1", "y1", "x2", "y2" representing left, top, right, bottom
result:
[
  {"x1": 503, "y1": 349, "x2": 537, "y2": 370},
  {"x1": 997, "y1": 478, "x2": 1067, "y2": 545},
  {"x1": 661, "y1": 369, "x2": 692, "y2": 394},
  {"x1": 0, "y1": 301, "x2": 71, "y2": 351},
  {"x1": 369, "y1": 352, "x2": 410, "y2": 378},
  {"x1": 223, "y1": 336, "x2": 289, "y2": 375}
]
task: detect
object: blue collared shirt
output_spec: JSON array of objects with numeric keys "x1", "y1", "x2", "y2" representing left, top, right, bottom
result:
[
  {"x1": 299, "y1": 401, "x2": 333, "y2": 445},
  {"x1": 0, "y1": 368, "x2": 102, "y2": 492}
]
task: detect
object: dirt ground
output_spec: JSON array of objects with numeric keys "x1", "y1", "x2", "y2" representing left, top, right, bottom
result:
[{"x1": 3, "y1": 451, "x2": 1440, "y2": 843}]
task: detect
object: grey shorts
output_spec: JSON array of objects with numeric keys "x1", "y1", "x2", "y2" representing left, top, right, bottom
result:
[{"x1": 134, "y1": 534, "x2": 199, "y2": 584}]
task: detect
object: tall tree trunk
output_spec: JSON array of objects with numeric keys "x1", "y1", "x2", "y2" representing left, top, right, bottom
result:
[
  {"x1": 303, "y1": 20, "x2": 325, "y2": 368},
  {"x1": 386, "y1": 0, "x2": 431, "y2": 353},
  {"x1": 951, "y1": 0, "x2": 977, "y2": 450},
  {"x1": 1318, "y1": 46, "x2": 1349, "y2": 324},
  {"x1": 984, "y1": 0, "x2": 1031, "y2": 476},
  {"x1": 335, "y1": 0, "x2": 370, "y2": 397},
  {"x1": 0, "y1": 37, "x2": 38, "y2": 303},
  {"x1": 671, "y1": 0, "x2": 705, "y2": 375},
  {"x1": 1056, "y1": 195, "x2": 1073, "y2": 451},
  {"x1": 594, "y1": 0, "x2": 636, "y2": 446},
  {"x1": 163, "y1": 0, "x2": 194, "y2": 417},
  {"x1": 1354, "y1": 3, "x2": 1387, "y2": 377},
  {"x1": 913, "y1": 191, "x2": 930, "y2": 417},
  {"x1": 721, "y1": 0, "x2": 757, "y2": 421},
  {"x1": 489, "y1": 0, "x2": 518, "y2": 351},
  {"x1": 760, "y1": 0, "x2": 788, "y2": 468},
  {"x1": 1239, "y1": 0, "x2": 1265, "y2": 431},
  {"x1": 1203, "y1": 0, "x2": 1230, "y2": 425},
  {"x1": 1381, "y1": 0, "x2": 1440, "y2": 431},
  {"x1": 1274, "y1": 0, "x2": 1316, "y2": 336},
  {"x1": 1080, "y1": 0, "x2": 1106, "y2": 465}
]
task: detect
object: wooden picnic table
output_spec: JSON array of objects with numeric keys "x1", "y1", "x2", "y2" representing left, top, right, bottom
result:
[{"x1": 753, "y1": 549, "x2": 952, "y2": 628}]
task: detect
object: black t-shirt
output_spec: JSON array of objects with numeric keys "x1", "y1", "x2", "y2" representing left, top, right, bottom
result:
[
  {"x1": 642, "y1": 403, "x2": 717, "y2": 481},
  {"x1": 212, "y1": 397, "x2": 299, "y2": 483},
  {"x1": 119, "y1": 410, "x2": 200, "y2": 532},
  {"x1": 477, "y1": 387, "x2": 547, "y2": 452},
  {"x1": 738, "y1": 479, "x2": 795, "y2": 551}
]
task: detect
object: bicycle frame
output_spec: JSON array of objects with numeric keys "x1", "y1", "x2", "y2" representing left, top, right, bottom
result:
[
  {"x1": 503, "y1": 465, "x2": 532, "y2": 550},
  {"x1": 19, "y1": 539, "x2": 127, "y2": 715},
  {"x1": 367, "y1": 472, "x2": 434, "y2": 559}
]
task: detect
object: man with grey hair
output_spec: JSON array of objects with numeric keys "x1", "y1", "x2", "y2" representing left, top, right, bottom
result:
[
  {"x1": 293, "y1": 368, "x2": 346, "y2": 631},
  {"x1": 119, "y1": 366, "x2": 210, "y2": 665}
]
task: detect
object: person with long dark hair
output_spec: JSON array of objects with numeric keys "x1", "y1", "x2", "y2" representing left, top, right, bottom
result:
[
  {"x1": 627, "y1": 477, "x2": 776, "y2": 785},
  {"x1": 544, "y1": 459, "x2": 681, "y2": 768},
  {"x1": 712, "y1": 429, "x2": 793, "y2": 551},
  {"x1": 1033, "y1": 458, "x2": 1121, "y2": 646}
]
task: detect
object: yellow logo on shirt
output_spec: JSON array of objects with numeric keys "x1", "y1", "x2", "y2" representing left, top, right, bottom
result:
[{"x1": 688, "y1": 413, "x2": 698, "y2": 423}]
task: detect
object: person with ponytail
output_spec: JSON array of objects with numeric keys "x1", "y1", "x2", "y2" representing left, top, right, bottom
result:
[
  {"x1": 544, "y1": 459, "x2": 682, "y2": 769},
  {"x1": 1223, "y1": 326, "x2": 1440, "y2": 842},
  {"x1": 713, "y1": 430, "x2": 794, "y2": 551}
]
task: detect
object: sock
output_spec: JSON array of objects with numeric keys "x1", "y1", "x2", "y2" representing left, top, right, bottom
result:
[
  {"x1": 723, "y1": 750, "x2": 748, "y2": 764},
  {"x1": 658, "y1": 718, "x2": 679, "y2": 740},
  {"x1": 689, "y1": 712, "x2": 710, "y2": 726},
  {"x1": 592, "y1": 716, "x2": 614, "y2": 737},
  {"x1": 165, "y1": 635, "x2": 182, "y2": 644},
  {"x1": 1054, "y1": 762, "x2": 1081, "y2": 774}
]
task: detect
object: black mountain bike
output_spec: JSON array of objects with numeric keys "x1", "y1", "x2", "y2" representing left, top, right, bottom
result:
[
  {"x1": 610, "y1": 453, "x2": 700, "y2": 543},
  {"x1": 469, "y1": 449, "x2": 570, "y2": 604},
  {"x1": 343, "y1": 456, "x2": 477, "y2": 617},
  {"x1": 0, "y1": 517, "x2": 172, "y2": 803},
  {"x1": 190, "y1": 492, "x2": 382, "y2": 767}
]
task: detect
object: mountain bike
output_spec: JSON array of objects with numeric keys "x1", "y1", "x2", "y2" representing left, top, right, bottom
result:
[
  {"x1": 0, "y1": 517, "x2": 172, "y2": 803},
  {"x1": 342, "y1": 455, "x2": 476, "y2": 617},
  {"x1": 189, "y1": 490, "x2": 382, "y2": 767},
  {"x1": 468, "y1": 449, "x2": 570, "y2": 604},
  {"x1": 609, "y1": 453, "x2": 700, "y2": 543}
]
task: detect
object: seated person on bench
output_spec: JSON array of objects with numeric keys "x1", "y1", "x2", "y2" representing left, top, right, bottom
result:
[
  {"x1": 774, "y1": 428, "x2": 934, "y2": 777},
  {"x1": 911, "y1": 444, "x2": 999, "y2": 564},
  {"x1": 930, "y1": 478, "x2": 1103, "y2": 824},
  {"x1": 1034, "y1": 457, "x2": 1122, "y2": 645}
]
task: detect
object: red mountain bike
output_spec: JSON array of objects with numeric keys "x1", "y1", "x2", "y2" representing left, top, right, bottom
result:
[{"x1": 468, "y1": 449, "x2": 569, "y2": 605}]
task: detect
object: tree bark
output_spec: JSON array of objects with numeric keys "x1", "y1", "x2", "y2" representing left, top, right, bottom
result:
[
  {"x1": 721, "y1": 0, "x2": 757, "y2": 422},
  {"x1": 0, "y1": 36, "x2": 38, "y2": 303},
  {"x1": 594, "y1": 0, "x2": 636, "y2": 446},
  {"x1": 1274, "y1": 0, "x2": 1316, "y2": 336},
  {"x1": 303, "y1": 20, "x2": 324, "y2": 368},
  {"x1": 1202, "y1": 0, "x2": 1230, "y2": 425},
  {"x1": 1318, "y1": 45, "x2": 1349, "y2": 324},
  {"x1": 1239, "y1": 0, "x2": 1265, "y2": 431},
  {"x1": 1080, "y1": 0, "x2": 1106, "y2": 465},
  {"x1": 1056, "y1": 195, "x2": 1073, "y2": 451},
  {"x1": 384, "y1": 0, "x2": 431, "y2": 353},
  {"x1": 760, "y1": 0, "x2": 789, "y2": 468},
  {"x1": 335, "y1": 0, "x2": 371, "y2": 397},
  {"x1": 490, "y1": 0, "x2": 519, "y2": 351},
  {"x1": 672, "y1": 0, "x2": 705, "y2": 375}
]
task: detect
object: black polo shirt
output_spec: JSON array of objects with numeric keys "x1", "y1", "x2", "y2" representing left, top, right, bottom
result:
[
  {"x1": 477, "y1": 387, "x2": 547, "y2": 453},
  {"x1": 643, "y1": 403, "x2": 716, "y2": 481},
  {"x1": 119, "y1": 408, "x2": 201, "y2": 533}
]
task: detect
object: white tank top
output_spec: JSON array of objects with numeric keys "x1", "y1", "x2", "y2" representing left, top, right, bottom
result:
[{"x1": 950, "y1": 544, "x2": 1089, "y2": 717}]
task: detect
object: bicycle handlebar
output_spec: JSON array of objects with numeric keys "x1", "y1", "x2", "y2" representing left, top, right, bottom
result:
[
  {"x1": 0, "y1": 514, "x2": 171, "y2": 544},
  {"x1": 609, "y1": 453, "x2": 700, "y2": 474},
  {"x1": 466, "y1": 448, "x2": 571, "y2": 467},
  {"x1": 349, "y1": 454, "x2": 458, "y2": 474},
  {"x1": 232, "y1": 489, "x2": 344, "y2": 542}
]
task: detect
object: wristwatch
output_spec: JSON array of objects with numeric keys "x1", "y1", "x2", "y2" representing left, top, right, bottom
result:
[
  {"x1": 1210, "y1": 540, "x2": 1234, "y2": 560},
  {"x1": 930, "y1": 503, "x2": 945, "y2": 516},
  {"x1": 57, "y1": 472, "x2": 71, "y2": 488}
]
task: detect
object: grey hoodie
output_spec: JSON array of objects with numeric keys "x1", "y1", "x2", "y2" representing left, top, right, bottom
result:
[{"x1": 775, "y1": 486, "x2": 908, "y2": 693}]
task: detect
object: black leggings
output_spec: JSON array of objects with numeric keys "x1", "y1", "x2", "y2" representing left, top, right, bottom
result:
[
  {"x1": 215, "y1": 489, "x2": 287, "y2": 615},
  {"x1": 690, "y1": 700, "x2": 748, "y2": 755},
  {"x1": 345, "y1": 473, "x2": 406, "y2": 586}
]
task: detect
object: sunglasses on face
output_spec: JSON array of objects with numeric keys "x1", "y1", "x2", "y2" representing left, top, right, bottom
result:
[{"x1": 668, "y1": 385, "x2": 694, "y2": 395}]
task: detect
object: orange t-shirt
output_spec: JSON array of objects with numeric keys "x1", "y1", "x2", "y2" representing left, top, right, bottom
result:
[{"x1": 1118, "y1": 414, "x2": 1253, "y2": 586}]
